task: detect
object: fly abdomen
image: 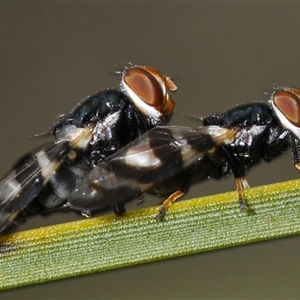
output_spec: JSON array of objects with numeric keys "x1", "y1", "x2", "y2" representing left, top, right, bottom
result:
[
  {"x1": 69, "y1": 163, "x2": 144, "y2": 211},
  {"x1": 0, "y1": 141, "x2": 70, "y2": 234}
]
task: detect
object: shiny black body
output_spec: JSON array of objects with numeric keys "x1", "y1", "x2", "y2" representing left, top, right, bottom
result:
[{"x1": 202, "y1": 102, "x2": 290, "y2": 179}]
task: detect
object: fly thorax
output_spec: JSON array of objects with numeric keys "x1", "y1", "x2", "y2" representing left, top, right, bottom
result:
[
  {"x1": 91, "y1": 111, "x2": 121, "y2": 144},
  {"x1": 233, "y1": 125, "x2": 266, "y2": 157}
]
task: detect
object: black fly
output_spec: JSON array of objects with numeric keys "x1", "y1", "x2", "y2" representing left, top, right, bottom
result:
[
  {"x1": 69, "y1": 86, "x2": 300, "y2": 220},
  {"x1": 201, "y1": 86, "x2": 299, "y2": 211},
  {"x1": 0, "y1": 64, "x2": 177, "y2": 234}
]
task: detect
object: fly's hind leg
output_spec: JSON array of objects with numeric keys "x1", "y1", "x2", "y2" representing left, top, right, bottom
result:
[
  {"x1": 155, "y1": 190, "x2": 184, "y2": 221},
  {"x1": 155, "y1": 160, "x2": 202, "y2": 221}
]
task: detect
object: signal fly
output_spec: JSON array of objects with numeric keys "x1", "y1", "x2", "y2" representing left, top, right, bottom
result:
[{"x1": 0, "y1": 64, "x2": 177, "y2": 234}]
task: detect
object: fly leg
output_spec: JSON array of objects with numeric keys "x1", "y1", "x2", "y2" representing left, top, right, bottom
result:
[
  {"x1": 155, "y1": 160, "x2": 202, "y2": 221},
  {"x1": 290, "y1": 137, "x2": 300, "y2": 170},
  {"x1": 235, "y1": 177, "x2": 250, "y2": 211},
  {"x1": 155, "y1": 190, "x2": 184, "y2": 221},
  {"x1": 81, "y1": 210, "x2": 92, "y2": 218},
  {"x1": 112, "y1": 202, "x2": 126, "y2": 216},
  {"x1": 220, "y1": 146, "x2": 251, "y2": 211}
]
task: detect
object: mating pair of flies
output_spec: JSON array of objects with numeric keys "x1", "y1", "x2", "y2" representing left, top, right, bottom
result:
[{"x1": 1, "y1": 64, "x2": 300, "y2": 236}]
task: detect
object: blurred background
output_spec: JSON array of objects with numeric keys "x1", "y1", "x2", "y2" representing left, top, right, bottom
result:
[{"x1": 1, "y1": 3, "x2": 300, "y2": 299}]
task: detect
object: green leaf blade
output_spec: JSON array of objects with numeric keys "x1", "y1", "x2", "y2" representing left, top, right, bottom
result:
[{"x1": 0, "y1": 179, "x2": 300, "y2": 290}]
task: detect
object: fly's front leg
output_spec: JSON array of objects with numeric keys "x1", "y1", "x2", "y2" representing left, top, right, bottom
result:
[{"x1": 220, "y1": 146, "x2": 251, "y2": 211}]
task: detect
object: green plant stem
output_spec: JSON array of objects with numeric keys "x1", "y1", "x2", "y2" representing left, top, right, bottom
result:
[{"x1": 1, "y1": 179, "x2": 300, "y2": 290}]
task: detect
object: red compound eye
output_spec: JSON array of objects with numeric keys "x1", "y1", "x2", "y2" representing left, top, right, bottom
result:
[
  {"x1": 273, "y1": 90, "x2": 300, "y2": 127},
  {"x1": 122, "y1": 65, "x2": 177, "y2": 118},
  {"x1": 124, "y1": 67, "x2": 163, "y2": 107}
]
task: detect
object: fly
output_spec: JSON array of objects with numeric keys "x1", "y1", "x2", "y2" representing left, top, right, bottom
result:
[
  {"x1": 0, "y1": 64, "x2": 177, "y2": 234},
  {"x1": 201, "y1": 86, "x2": 299, "y2": 210}
]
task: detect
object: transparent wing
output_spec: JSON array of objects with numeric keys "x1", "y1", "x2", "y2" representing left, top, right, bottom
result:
[
  {"x1": 0, "y1": 141, "x2": 70, "y2": 234},
  {"x1": 69, "y1": 125, "x2": 232, "y2": 211}
]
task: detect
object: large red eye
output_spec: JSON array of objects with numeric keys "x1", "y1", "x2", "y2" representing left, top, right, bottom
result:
[
  {"x1": 273, "y1": 90, "x2": 300, "y2": 127},
  {"x1": 121, "y1": 64, "x2": 177, "y2": 120},
  {"x1": 124, "y1": 67, "x2": 163, "y2": 107}
]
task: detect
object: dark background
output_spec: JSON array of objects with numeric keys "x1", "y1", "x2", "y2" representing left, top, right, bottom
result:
[{"x1": 1, "y1": 3, "x2": 300, "y2": 299}]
